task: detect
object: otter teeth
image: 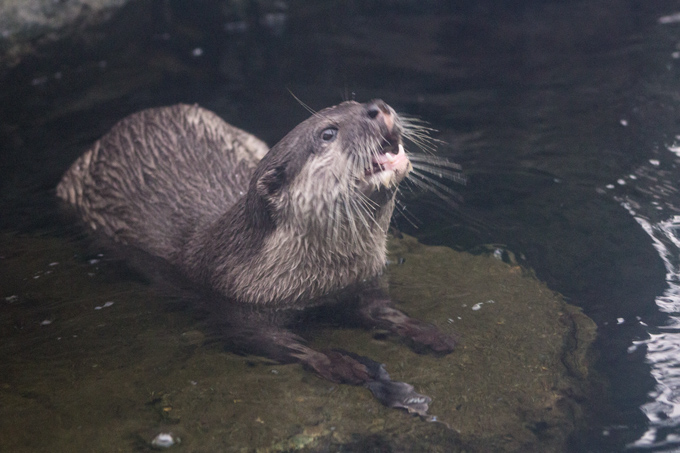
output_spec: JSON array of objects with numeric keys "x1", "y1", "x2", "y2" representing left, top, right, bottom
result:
[
  {"x1": 365, "y1": 143, "x2": 406, "y2": 176},
  {"x1": 382, "y1": 143, "x2": 405, "y2": 163}
]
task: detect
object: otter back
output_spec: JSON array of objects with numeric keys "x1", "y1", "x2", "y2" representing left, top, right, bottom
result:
[{"x1": 56, "y1": 104, "x2": 269, "y2": 262}]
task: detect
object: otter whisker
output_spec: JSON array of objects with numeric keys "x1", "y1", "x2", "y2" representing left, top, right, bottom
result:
[
  {"x1": 357, "y1": 191, "x2": 380, "y2": 210},
  {"x1": 403, "y1": 129, "x2": 441, "y2": 144},
  {"x1": 366, "y1": 137, "x2": 382, "y2": 166},
  {"x1": 402, "y1": 122, "x2": 440, "y2": 137},
  {"x1": 404, "y1": 136, "x2": 440, "y2": 155},
  {"x1": 331, "y1": 197, "x2": 343, "y2": 243},
  {"x1": 408, "y1": 169, "x2": 462, "y2": 197},
  {"x1": 354, "y1": 194, "x2": 383, "y2": 231},
  {"x1": 410, "y1": 161, "x2": 467, "y2": 185},
  {"x1": 323, "y1": 165, "x2": 344, "y2": 241},
  {"x1": 393, "y1": 194, "x2": 422, "y2": 229},
  {"x1": 403, "y1": 125, "x2": 444, "y2": 154},
  {"x1": 287, "y1": 89, "x2": 317, "y2": 116},
  {"x1": 346, "y1": 176, "x2": 375, "y2": 218},
  {"x1": 359, "y1": 148, "x2": 372, "y2": 179},
  {"x1": 342, "y1": 191, "x2": 362, "y2": 241},
  {"x1": 408, "y1": 154, "x2": 463, "y2": 169},
  {"x1": 401, "y1": 121, "x2": 442, "y2": 154},
  {"x1": 366, "y1": 137, "x2": 386, "y2": 180},
  {"x1": 288, "y1": 89, "x2": 342, "y2": 129},
  {"x1": 398, "y1": 178, "x2": 421, "y2": 196},
  {"x1": 349, "y1": 196, "x2": 375, "y2": 232},
  {"x1": 406, "y1": 171, "x2": 463, "y2": 208},
  {"x1": 323, "y1": 198, "x2": 335, "y2": 240},
  {"x1": 399, "y1": 114, "x2": 435, "y2": 127},
  {"x1": 399, "y1": 115, "x2": 439, "y2": 132},
  {"x1": 349, "y1": 153, "x2": 372, "y2": 194}
]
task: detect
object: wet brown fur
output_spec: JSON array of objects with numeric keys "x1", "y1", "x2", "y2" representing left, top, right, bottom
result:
[{"x1": 58, "y1": 101, "x2": 403, "y2": 308}]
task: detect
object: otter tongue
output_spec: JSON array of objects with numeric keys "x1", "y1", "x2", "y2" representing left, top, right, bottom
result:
[{"x1": 374, "y1": 152, "x2": 396, "y2": 170}]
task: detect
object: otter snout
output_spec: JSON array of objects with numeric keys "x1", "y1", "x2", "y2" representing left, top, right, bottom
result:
[
  {"x1": 366, "y1": 100, "x2": 395, "y2": 133},
  {"x1": 359, "y1": 100, "x2": 411, "y2": 193}
]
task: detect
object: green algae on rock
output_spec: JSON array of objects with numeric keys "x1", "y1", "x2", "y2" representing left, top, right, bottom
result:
[
  {"x1": 380, "y1": 234, "x2": 597, "y2": 451},
  {"x1": 0, "y1": 233, "x2": 596, "y2": 452}
]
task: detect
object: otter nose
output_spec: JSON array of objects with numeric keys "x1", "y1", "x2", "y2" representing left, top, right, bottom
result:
[{"x1": 366, "y1": 100, "x2": 394, "y2": 131}]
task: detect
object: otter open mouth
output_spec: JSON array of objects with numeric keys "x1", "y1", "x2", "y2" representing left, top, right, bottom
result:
[
  {"x1": 365, "y1": 143, "x2": 410, "y2": 177},
  {"x1": 358, "y1": 141, "x2": 411, "y2": 195}
]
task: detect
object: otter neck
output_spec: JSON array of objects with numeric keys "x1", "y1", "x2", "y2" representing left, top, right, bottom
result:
[{"x1": 183, "y1": 189, "x2": 397, "y2": 308}]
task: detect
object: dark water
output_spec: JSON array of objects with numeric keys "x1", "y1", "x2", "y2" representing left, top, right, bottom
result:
[{"x1": 3, "y1": 0, "x2": 680, "y2": 450}]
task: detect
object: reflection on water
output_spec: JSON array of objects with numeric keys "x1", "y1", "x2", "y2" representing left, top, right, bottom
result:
[
  {"x1": 610, "y1": 138, "x2": 680, "y2": 448},
  {"x1": 627, "y1": 217, "x2": 680, "y2": 449}
]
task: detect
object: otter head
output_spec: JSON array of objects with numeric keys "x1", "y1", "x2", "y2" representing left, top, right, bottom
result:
[
  {"x1": 222, "y1": 100, "x2": 412, "y2": 306},
  {"x1": 248, "y1": 100, "x2": 411, "y2": 236}
]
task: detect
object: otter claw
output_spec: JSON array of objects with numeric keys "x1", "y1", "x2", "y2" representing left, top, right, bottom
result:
[
  {"x1": 333, "y1": 352, "x2": 433, "y2": 416},
  {"x1": 366, "y1": 379, "x2": 432, "y2": 416}
]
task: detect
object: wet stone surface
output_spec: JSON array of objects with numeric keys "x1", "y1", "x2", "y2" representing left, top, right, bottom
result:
[{"x1": 0, "y1": 232, "x2": 596, "y2": 452}]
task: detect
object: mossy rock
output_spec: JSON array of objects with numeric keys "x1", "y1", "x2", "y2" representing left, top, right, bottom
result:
[{"x1": 0, "y1": 233, "x2": 596, "y2": 452}]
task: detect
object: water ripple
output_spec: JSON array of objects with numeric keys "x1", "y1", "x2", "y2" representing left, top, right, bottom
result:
[{"x1": 610, "y1": 145, "x2": 680, "y2": 449}]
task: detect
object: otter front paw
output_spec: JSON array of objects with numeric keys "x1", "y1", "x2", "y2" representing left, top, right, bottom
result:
[
  {"x1": 402, "y1": 321, "x2": 457, "y2": 353},
  {"x1": 321, "y1": 350, "x2": 373, "y2": 384},
  {"x1": 361, "y1": 303, "x2": 457, "y2": 353}
]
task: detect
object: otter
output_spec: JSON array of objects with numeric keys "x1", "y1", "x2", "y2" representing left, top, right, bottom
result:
[{"x1": 57, "y1": 100, "x2": 457, "y2": 415}]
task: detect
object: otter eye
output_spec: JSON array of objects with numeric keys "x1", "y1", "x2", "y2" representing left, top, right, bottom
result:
[{"x1": 321, "y1": 127, "x2": 338, "y2": 142}]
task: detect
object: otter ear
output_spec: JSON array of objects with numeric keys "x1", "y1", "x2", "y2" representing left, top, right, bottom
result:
[{"x1": 256, "y1": 165, "x2": 286, "y2": 201}]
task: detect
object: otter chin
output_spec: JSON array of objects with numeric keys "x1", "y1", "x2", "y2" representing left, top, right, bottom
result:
[
  {"x1": 361, "y1": 143, "x2": 412, "y2": 194},
  {"x1": 57, "y1": 99, "x2": 457, "y2": 416}
]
